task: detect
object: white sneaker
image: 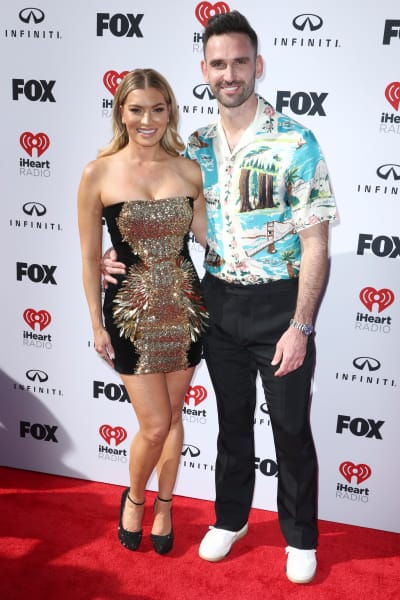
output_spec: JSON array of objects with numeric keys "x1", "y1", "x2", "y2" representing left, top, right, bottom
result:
[
  {"x1": 198, "y1": 523, "x2": 248, "y2": 562},
  {"x1": 285, "y1": 546, "x2": 317, "y2": 584}
]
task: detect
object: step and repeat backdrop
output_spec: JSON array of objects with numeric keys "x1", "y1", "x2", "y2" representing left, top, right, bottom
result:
[{"x1": 1, "y1": 1, "x2": 398, "y2": 533}]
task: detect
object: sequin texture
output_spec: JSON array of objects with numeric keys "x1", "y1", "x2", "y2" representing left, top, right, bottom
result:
[{"x1": 112, "y1": 197, "x2": 208, "y2": 374}]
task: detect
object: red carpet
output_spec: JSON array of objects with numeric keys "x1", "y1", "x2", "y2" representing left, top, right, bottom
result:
[{"x1": 0, "y1": 467, "x2": 398, "y2": 599}]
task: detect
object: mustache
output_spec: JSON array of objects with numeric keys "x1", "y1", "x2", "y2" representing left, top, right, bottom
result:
[{"x1": 217, "y1": 81, "x2": 242, "y2": 88}]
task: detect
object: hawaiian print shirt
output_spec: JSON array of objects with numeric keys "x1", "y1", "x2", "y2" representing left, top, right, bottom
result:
[{"x1": 186, "y1": 95, "x2": 337, "y2": 284}]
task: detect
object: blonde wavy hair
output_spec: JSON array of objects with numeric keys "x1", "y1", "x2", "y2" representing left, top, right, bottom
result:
[{"x1": 97, "y1": 68, "x2": 185, "y2": 158}]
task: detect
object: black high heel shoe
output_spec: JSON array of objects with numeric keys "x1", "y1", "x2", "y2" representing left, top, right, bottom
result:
[
  {"x1": 118, "y1": 487, "x2": 145, "y2": 551},
  {"x1": 150, "y1": 496, "x2": 173, "y2": 555}
]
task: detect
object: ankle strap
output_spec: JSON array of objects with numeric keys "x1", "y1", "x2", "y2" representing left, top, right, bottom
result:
[
  {"x1": 157, "y1": 495, "x2": 172, "y2": 503},
  {"x1": 127, "y1": 493, "x2": 145, "y2": 506}
]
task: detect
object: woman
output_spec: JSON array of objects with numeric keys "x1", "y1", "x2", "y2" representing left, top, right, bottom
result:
[{"x1": 77, "y1": 69, "x2": 208, "y2": 555}]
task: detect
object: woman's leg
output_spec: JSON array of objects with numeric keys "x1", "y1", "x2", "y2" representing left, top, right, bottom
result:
[
  {"x1": 152, "y1": 367, "x2": 195, "y2": 536},
  {"x1": 120, "y1": 371, "x2": 175, "y2": 532}
]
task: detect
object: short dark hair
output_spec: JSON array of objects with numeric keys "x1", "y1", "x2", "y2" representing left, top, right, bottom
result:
[{"x1": 203, "y1": 10, "x2": 258, "y2": 56}]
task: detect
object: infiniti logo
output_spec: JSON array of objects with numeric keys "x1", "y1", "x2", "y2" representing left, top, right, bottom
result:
[
  {"x1": 181, "y1": 444, "x2": 200, "y2": 458},
  {"x1": 19, "y1": 7, "x2": 45, "y2": 24},
  {"x1": 376, "y1": 164, "x2": 400, "y2": 181},
  {"x1": 352, "y1": 357, "x2": 381, "y2": 372},
  {"x1": 260, "y1": 402, "x2": 270, "y2": 415},
  {"x1": 292, "y1": 13, "x2": 323, "y2": 32},
  {"x1": 193, "y1": 84, "x2": 215, "y2": 101},
  {"x1": 26, "y1": 369, "x2": 49, "y2": 382},
  {"x1": 23, "y1": 202, "x2": 47, "y2": 216}
]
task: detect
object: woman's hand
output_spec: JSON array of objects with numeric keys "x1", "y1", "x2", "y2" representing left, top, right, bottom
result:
[{"x1": 93, "y1": 326, "x2": 115, "y2": 367}]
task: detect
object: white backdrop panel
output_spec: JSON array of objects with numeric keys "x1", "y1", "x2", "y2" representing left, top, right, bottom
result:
[{"x1": 0, "y1": 0, "x2": 398, "y2": 533}]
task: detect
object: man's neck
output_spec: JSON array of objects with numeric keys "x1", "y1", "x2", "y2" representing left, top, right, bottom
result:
[{"x1": 219, "y1": 94, "x2": 258, "y2": 153}]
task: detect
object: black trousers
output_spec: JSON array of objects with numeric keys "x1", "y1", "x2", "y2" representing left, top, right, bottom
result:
[{"x1": 201, "y1": 273, "x2": 318, "y2": 549}]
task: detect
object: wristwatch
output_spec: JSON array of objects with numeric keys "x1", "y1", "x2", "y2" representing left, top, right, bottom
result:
[{"x1": 290, "y1": 319, "x2": 314, "y2": 336}]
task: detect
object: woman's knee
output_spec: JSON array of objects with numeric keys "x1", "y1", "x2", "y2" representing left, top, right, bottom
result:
[{"x1": 139, "y1": 421, "x2": 170, "y2": 447}]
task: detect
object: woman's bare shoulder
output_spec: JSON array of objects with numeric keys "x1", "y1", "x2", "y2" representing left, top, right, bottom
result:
[
  {"x1": 178, "y1": 154, "x2": 198, "y2": 166},
  {"x1": 80, "y1": 155, "x2": 116, "y2": 188},
  {"x1": 176, "y1": 154, "x2": 202, "y2": 176}
]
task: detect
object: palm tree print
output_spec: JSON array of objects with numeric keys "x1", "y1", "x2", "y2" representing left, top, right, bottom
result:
[{"x1": 281, "y1": 249, "x2": 298, "y2": 278}]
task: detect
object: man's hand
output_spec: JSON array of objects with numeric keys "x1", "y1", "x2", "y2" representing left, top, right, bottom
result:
[
  {"x1": 271, "y1": 327, "x2": 308, "y2": 377},
  {"x1": 101, "y1": 247, "x2": 126, "y2": 288}
]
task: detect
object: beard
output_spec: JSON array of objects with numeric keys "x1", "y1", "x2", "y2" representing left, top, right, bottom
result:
[{"x1": 209, "y1": 75, "x2": 256, "y2": 109}]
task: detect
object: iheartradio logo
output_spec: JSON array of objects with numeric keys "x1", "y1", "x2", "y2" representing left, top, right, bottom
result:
[
  {"x1": 20, "y1": 131, "x2": 50, "y2": 157},
  {"x1": 185, "y1": 385, "x2": 207, "y2": 406},
  {"x1": 195, "y1": 2, "x2": 230, "y2": 27},
  {"x1": 99, "y1": 424, "x2": 127, "y2": 446},
  {"x1": 359, "y1": 287, "x2": 395, "y2": 313},
  {"x1": 385, "y1": 81, "x2": 400, "y2": 111},
  {"x1": 103, "y1": 70, "x2": 129, "y2": 96},
  {"x1": 23, "y1": 308, "x2": 51, "y2": 331},
  {"x1": 339, "y1": 461, "x2": 372, "y2": 485}
]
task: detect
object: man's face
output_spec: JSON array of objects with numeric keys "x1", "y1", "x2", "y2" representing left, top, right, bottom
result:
[{"x1": 201, "y1": 32, "x2": 263, "y2": 109}]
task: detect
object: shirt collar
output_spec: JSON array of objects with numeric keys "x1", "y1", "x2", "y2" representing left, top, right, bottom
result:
[{"x1": 213, "y1": 94, "x2": 277, "y2": 155}]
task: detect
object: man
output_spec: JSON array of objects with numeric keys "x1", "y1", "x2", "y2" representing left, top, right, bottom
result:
[
  {"x1": 104, "y1": 11, "x2": 337, "y2": 584},
  {"x1": 186, "y1": 10, "x2": 337, "y2": 584}
]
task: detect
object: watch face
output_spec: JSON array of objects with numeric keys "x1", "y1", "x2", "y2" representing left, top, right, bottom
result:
[{"x1": 303, "y1": 324, "x2": 314, "y2": 336}]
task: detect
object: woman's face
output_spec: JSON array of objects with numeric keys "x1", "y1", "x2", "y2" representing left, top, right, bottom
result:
[{"x1": 120, "y1": 87, "x2": 170, "y2": 148}]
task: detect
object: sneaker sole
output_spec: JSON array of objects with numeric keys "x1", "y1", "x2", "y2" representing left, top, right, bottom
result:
[
  {"x1": 286, "y1": 569, "x2": 316, "y2": 584},
  {"x1": 198, "y1": 525, "x2": 248, "y2": 562}
]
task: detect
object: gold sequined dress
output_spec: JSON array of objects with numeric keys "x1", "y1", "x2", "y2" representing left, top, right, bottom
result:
[{"x1": 103, "y1": 197, "x2": 208, "y2": 375}]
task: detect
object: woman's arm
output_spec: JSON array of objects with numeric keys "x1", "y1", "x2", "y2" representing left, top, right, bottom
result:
[{"x1": 77, "y1": 161, "x2": 115, "y2": 365}]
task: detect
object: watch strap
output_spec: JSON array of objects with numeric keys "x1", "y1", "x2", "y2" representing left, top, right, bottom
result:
[{"x1": 290, "y1": 318, "x2": 314, "y2": 336}]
